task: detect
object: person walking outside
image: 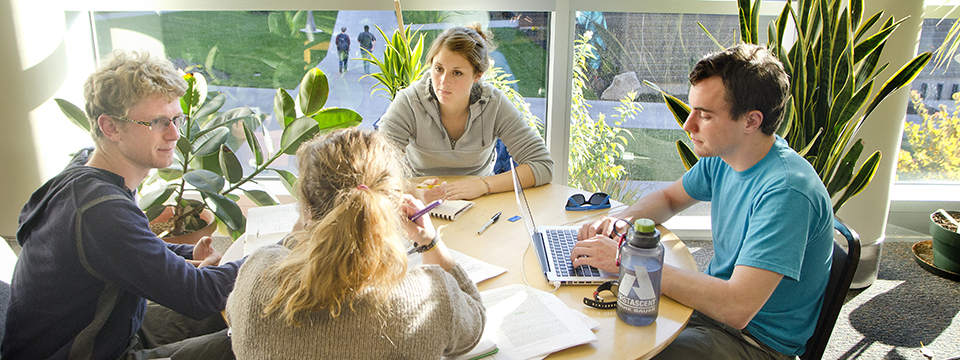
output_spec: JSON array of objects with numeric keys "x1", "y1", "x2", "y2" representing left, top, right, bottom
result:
[
  {"x1": 357, "y1": 25, "x2": 377, "y2": 74},
  {"x1": 336, "y1": 27, "x2": 351, "y2": 73}
]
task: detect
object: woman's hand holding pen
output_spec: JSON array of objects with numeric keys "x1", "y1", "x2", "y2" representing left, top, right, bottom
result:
[
  {"x1": 401, "y1": 195, "x2": 455, "y2": 271},
  {"x1": 417, "y1": 178, "x2": 447, "y2": 203}
]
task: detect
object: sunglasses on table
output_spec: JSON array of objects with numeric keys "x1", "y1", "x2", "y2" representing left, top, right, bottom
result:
[
  {"x1": 565, "y1": 192, "x2": 611, "y2": 211},
  {"x1": 109, "y1": 114, "x2": 186, "y2": 132}
]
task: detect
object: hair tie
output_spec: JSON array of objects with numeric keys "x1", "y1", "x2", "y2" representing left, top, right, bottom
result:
[{"x1": 357, "y1": 184, "x2": 369, "y2": 190}]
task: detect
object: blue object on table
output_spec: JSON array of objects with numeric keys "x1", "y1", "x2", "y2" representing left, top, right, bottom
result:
[
  {"x1": 565, "y1": 193, "x2": 611, "y2": 211},
  {"x1": 508, "y1": 215, "x2": 522, "y2": 222}
]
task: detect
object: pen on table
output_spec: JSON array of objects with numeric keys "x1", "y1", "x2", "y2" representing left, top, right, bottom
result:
[
  {"x1": 417, "y1": 184, "x2": 439, "y2": 189},
  {"x1": 477, "y1": 211, "x2": 502, "y2": 235},
  {"x1": 409, "y1": 199, "x2": 443, "y2": 222}
]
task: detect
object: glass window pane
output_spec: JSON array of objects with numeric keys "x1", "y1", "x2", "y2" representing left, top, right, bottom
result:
[
  {"x1": 900, "y1": 18, "x2": 960, "y2": 183},
  {"x1": 90, "y1": 10, "x2": 550, "y2": 179},
  {"x1": 567, "y1": 11, "x2": 745, "y2": 208}
]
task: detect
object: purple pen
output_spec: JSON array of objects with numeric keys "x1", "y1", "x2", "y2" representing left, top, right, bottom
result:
[{"x1": 409, "y1": 200, "x2": 443, "y2": 222}]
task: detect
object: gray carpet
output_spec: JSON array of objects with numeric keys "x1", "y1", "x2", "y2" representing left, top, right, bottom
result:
[{"x1": 682, "y1": 240, "x2": 960, "y2": 360}]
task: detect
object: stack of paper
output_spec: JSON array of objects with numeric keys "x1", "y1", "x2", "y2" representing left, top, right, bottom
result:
[
  {"x1": 243, "y1": 203, "x2": 299, "y2": 256},
  {"x1": 466, "y1": 284, "x2": 598, "y2": 360}
]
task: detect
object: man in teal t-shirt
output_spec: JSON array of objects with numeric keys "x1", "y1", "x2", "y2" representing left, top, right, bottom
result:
[{"x1": 571, "y1": 44, "x2": 833, "y2": 359}]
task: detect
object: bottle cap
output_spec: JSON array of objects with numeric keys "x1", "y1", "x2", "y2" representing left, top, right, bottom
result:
[
  {"x1": 629, "y1": 218, "x2": 660, "y2": 248},
  {"x1": 634, "y1": 218, "x2": 656, "y2": 233}
]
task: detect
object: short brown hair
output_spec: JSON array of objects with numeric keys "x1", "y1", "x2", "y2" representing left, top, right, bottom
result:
[
  {"x1": 83, "y1": 50, "x2": 186, "y2": 143},
  {"x1": 689, "y1": 44, "x2": 789, "y2": 135},
  {"x1": 426, "y1": 23, "x2": 494, "y2": 76}
]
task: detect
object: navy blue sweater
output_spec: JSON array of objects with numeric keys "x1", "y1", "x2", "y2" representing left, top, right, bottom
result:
[{"x1": 2, "y1": 151, "x2": 243, "y2": 359}]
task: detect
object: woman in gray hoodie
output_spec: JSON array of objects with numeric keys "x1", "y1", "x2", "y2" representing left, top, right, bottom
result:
[{"x1": 379, "y1": 24, "x2": 554, "y2": 201}]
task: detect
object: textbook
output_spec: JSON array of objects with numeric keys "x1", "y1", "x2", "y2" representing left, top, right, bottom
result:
[{"x1": 430, "y1": 200, "x2": 474, "y2": 221}]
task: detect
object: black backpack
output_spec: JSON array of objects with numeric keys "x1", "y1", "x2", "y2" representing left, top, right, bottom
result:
[{"x1": 336, "y1": 34, "x2": 350, "y2": 51}]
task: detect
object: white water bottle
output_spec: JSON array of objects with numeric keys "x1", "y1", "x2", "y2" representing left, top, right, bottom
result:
[{"x1": 617, "y1": 218, "x2": 664, "y2": 326}]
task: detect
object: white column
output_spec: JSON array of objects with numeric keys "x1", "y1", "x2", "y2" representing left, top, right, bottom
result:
[{"x1": 836, "y1": 0, "x2": 923, "y2": 288}]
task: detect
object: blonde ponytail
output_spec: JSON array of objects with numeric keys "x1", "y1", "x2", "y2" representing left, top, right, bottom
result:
[{"x1": 263, "y1": 129, "x2": 409, "y2": 325}]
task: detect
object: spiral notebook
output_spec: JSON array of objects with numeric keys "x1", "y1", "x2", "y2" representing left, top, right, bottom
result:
[{"x1": 430, "y1": 200, "x2": 474, "y2": 221}]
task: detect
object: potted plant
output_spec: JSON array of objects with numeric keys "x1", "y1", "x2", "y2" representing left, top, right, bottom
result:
[
  {"x1": 930, "y1": 209, "x2": 960, "y2": 274},
  {"x1": 646, "y1": 0, "x2": 930, "y2": 214},
  {"x1": 56, "y1": 67, "x2": 362, "y2": 242}
]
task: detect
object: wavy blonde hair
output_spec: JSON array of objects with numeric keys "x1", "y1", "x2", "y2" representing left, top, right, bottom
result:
[
  {"x1": 83, "y1": 49, "x2": 186, "y2": 144},
  {"x1": 263, "y1": 129, "x2": 409, "y2": 325}
]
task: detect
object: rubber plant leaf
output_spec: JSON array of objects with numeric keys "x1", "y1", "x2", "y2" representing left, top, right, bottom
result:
[
  {"x1": 242, "y1": 189, "x2": 278, "y2": 207},
  {"x1": 311, "y1": 108, "x2": 363, "y2": 132},
  {"x1": 274, "y1": 88, "x2": 296, "y2": 129},
  {"x1": 269, "y1": 168, "x2": 299, "y2": 200},
  {"x1": 202, "y1": 191, "x2": 245, "y2": 233},
  {"x1": 138, "y1": 184, "x2": 177, "y2": 211},
  {"x1": 218, "y1": 144, "x2": 243, "y2": 184},
  {"x1": 299, "y1": 67, "x2": 329, "y2": 117},
  {"x1": 279, "y1": 117, "x2": 320, "y2": 155},
  {"x1": 55, "y1": 99, "x2": 90, "y2": 132},
  {"x1": 191, "y1": 127, "x2": 230, "y2": 157},
  {"x1": 184, "y1": 169, "x2": 225, "y2": 194},
  {"x1": 241, "y1": 122, "x2": 264, "y2": 166}
]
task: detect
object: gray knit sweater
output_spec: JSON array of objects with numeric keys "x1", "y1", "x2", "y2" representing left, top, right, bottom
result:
[
  {"x1": 226, "y1": 245, "x2": 485, "y2": 359},
  {"x1": 379, "y1": 74, "x2": 554, "y2": 185}
]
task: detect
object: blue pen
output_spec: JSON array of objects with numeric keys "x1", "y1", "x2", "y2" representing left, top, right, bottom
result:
[{"x1": 409, "y1": 200, "x2": 443, "y2": 222}]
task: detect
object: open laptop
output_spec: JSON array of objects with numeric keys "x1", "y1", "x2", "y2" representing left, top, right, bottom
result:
[{"x1": 510, "y1": 160, "x2": 618, "y2": 285}]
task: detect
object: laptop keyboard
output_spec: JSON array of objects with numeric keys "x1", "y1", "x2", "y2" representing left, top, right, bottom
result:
[{"x1": 546, "y1": 229, "x2": 601, "y2": 277}]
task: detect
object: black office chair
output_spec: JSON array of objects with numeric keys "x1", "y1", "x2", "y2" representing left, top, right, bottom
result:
[
  {"x1": 1, "y1": 279, "x2": 9, "y2": 344},
  {"x1": 800, "y1": 216, "x2": 861, "y2": 360}
]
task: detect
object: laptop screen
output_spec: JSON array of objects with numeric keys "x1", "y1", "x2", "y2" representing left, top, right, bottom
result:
[{"x1": 510, "y1": 159, "x2": 537, "y2": 238}]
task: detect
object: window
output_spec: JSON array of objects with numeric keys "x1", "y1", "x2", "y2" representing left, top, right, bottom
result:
[{"x1": 89, "y1": 10, "x2": 550, "y2": 176}]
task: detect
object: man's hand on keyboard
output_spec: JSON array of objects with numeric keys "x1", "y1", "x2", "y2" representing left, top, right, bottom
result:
[{"x1": 570, "y1": 234, "x2": 619, "y2": 273}]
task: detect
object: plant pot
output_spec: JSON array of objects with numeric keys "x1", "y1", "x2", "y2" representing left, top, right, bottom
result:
[
  {"x1": 151, "y1": 207, "x2": 218, "y2": 245},
  {"x1": 930, "y1": 210, "x2": 960, "y2": 274}
]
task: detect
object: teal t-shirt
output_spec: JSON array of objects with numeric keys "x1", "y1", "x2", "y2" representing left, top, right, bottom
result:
[{"x1": 682, "y1": 136, "x2": 834, "y2": 356}]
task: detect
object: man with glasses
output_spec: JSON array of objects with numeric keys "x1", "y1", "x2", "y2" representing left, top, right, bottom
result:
[
  {"x1": 2, "y1": 50, "x2": 242, "y2": 360},
  {"x1": 571, "y1": 44, "x2": 833, "y2": 360}
]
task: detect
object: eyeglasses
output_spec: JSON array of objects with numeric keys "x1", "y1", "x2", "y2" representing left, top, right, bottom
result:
[
  {"x1": 109, "y1": 114, "x2": 185, "y2": 132},
  {"x1": 565, "y1": 192, "x2": 611, "y2": 211}
]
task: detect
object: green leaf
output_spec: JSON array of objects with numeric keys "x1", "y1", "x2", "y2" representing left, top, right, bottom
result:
[
  {"x1": 862, "y1": 52, "x2": 932, "y2": 118},
  {"x1": 202, "y1": 191, "x2": 245, "y2": 233},
  {"x1": 274, "y1": 88, "x2": 297, "y2": 129},
  {"x1": 242, "y1": 189, "x2": 278, "y2": 206},
  {"x1": 676, "y1": 140, "x2": 698, "y2": 170},
  {"x1": 269, "y1": 168, "x2": 299, "y2": 200},
  {"x1": 279, "y1": 117, "x2": 320, "y2": 155},
  {"x1": 697, "y1": 22, "x2": 725, "y2": 51},
  {"x1": 176, "y1": 137, "x2": 191, "y2": 158},
  {"x1": 242, "y1": 122, "x2": 264, "y2": 166},
  {"x1": 826, "y1": 139, "x2": 864, "y2": 197},
  {"x1": 184, "y1": 169, "x2": 225, "y2": 194},
  {"x1": 192, "y1": 127, "x2": 230, "y2": 157},
  {"x1": 833, "y1": 150, "x2": 880, "y2": 213},
  {"x1": 312, "y1": 108, "x2": 363, "y2": 131},
  {"x1": 157, "y1": 168, "x2": 184, "y2": 181},
  {"x1": 218, "y1": 145, "x2": 243, "y2": 184},
  {"x1": 138, "y1": 184, "x2": 177, "y2": 211},
  {"x1": 55, "y1": 99, "x2": 90, "y2": 133},
  {"x1": 299, "y1": 67, "x2": 329, "y2": 116},
  {"x1": 853, "y1": 11, "x2": 884, "y2": 44},
  {"x1": 853, "y1": 18, "x2": 906, "y2": 64},
  {"x1": 193, "y1": 93, "x2": 227, "y2": 122},
  {"x1": 143, "y1": 203, "x2": 167, "y2": 222}
]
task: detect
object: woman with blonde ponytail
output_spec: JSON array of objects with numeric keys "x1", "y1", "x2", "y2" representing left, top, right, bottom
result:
[{"x1": 225, "y1": 129, "x2": 485, "y2": 359}]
